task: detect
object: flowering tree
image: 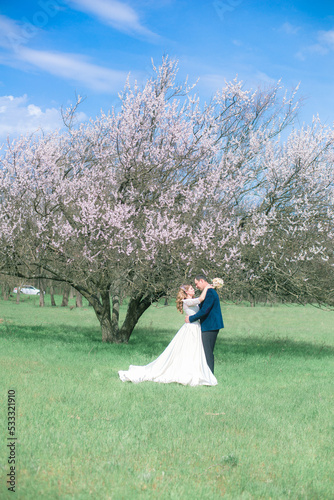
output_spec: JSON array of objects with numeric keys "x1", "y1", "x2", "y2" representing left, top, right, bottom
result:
[
  {"x1": 1, "y1": 57, "x2": 333, "y2": 342},
  {"x1": 234, "y1": 118, "x2": 334, "y2": 305}
]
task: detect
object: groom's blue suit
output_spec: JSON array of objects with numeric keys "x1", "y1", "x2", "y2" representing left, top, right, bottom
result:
[{"x1": 189, "y1": 288, "x2": 224, "y2": 374}]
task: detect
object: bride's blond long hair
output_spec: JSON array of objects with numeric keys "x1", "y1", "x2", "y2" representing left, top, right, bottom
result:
[{"x1": 176, "y1": 285, "x2": 191, "y2": 313}]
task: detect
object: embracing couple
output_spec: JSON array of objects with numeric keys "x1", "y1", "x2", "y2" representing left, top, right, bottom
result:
[{"x1": 118, "y1": 274, "x2": 224, "y2": 386}]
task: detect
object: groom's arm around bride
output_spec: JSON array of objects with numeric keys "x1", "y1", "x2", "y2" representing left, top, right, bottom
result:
[{"x1": 186, "y1": 287, "x2": 224, "y2": 330}]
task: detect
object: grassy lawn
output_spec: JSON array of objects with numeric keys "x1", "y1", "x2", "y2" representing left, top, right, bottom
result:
[{"x1": 0, "y1": 295, "x2": 333, "y2": 499}]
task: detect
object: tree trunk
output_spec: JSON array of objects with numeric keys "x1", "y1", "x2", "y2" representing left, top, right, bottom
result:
[
  {"x1": 111, "y1": 291, "x2": 120, "y2": 333},
  {"x1": 39, "y1": 282, "x2": 45, "y2": 307},
  {"x1": 75, "y1": 291, "x2": 83, "y2": 307},
  {"x1": 2, "y1": 283, "x2": 9, "y2": 300},
  {"x1": 58, "y1": 283, "x2": 154, "y2": 343},
  {"x1": 16, "y1": 287, "x2": 21, "y2": 304},
  {"x1": 94, "y1": 290, "x2": 115, "y2": 342},
  {"x1": 61, "y1": 285, "x2": 70, "y2": 307},
  {"x1": 248, "y1": 291, "x2": 255, "y2": 307},
  {"x1": 50, "y1": 285, "x2": 56, "y2": 306},
  {"x1": 85, "y1": 290, "x2": 152, "y2": 343},
  {"x1": 118, "y1": 295, "x2": 152, "y2": 343}
]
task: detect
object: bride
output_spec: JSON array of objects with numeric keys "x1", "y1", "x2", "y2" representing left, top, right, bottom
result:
[{"x1": 118, "y1": 284, "x2": 218, "y2": 386}]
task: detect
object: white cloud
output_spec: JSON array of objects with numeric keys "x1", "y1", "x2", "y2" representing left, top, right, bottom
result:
[
  {"x1": 296, "y1": 29, "x2": 334, "y2": 60},
  {"x1": 0, "y1": 14, "x2": 132, "y2": 92},
  {"x1": 66, "y1": 0, "x2": 158, "y2": 39},
  {"x1": 318, "y1": 30, "x2": 334, "y2": 49},
  {"x1": 308, "y1": 44, "x2": 329, "y2": 56},
  {"x1": 0, "y1": 14, "x2": 27, "y2": 50},
  {"x1": 199, "y1": 73, "x2": 230, "y2": 94},
  {"x1": 254, "y1": 71, "x2": 277, "y2": 86},
  {"x1": 0, "y1": 95, "x2": 81, "y2": 140},
  {"x1": 27, "y1": 104, "x2": 43, "y2": 117},
  {"x1": 17, "y1": 47, "x2": 129, "y2": 92},
  {"x1": 295, "y1": 50, "x2": 306, "y2": 61},
  {"x1": 280, "y1": 22, "x2": 301, "y2": 35},
  {"x1": 232, "y1": 39, "x2": 243, "y2": 47}
]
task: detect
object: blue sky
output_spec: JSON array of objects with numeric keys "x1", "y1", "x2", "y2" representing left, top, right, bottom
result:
[{"x1": 0, "y1": 0, "x2": 334, "y2": 141}]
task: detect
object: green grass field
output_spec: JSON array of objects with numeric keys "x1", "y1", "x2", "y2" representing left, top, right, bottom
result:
[{"x1": 0, "y1": 294, "x2": 333, "y2": 499}]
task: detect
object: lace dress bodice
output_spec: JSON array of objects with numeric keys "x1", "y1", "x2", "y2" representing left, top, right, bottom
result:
[{"x1": 183, "y1": 298, "x2": 200, "y2": 322}]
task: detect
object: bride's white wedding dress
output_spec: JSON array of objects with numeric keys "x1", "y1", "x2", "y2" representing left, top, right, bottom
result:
[{"x1": 118, "y1": 298, "x2": 217, "y2": 386}]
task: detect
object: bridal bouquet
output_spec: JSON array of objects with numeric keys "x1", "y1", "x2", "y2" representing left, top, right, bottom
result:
[{"x1": 212, "y1": 277, "x2": 224, "y2": 289}]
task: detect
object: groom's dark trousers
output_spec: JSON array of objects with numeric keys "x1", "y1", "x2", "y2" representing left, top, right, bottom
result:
[
  {"x1": 189, "y1": 288, "x2": 224, "y2": 374},
  {"x1": 201, "y1": 330, "x2": 219, "y2": 374}
]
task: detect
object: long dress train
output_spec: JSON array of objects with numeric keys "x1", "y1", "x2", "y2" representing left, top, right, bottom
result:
[{"x1": 118, "y1": 298, "x2": 217, "y2": 386}]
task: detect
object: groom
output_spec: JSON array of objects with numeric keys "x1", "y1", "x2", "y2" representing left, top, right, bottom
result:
[{"x1": 185, "y1": 274, "x2": 224, "y2": 374}]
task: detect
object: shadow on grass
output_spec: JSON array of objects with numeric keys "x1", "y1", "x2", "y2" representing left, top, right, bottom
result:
[
  {"x1": 217, "y1": 335, "x2": 334, "y2": 360},
  {"x1": 0, "y1": 323, "x2": 101, "y2": 344},
  {"x1": 1, "y1": 324, "x2": 333, "y2": 359},
  {"x1": 130, "y1": 328, "x2": 334, "y2": 360}
]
